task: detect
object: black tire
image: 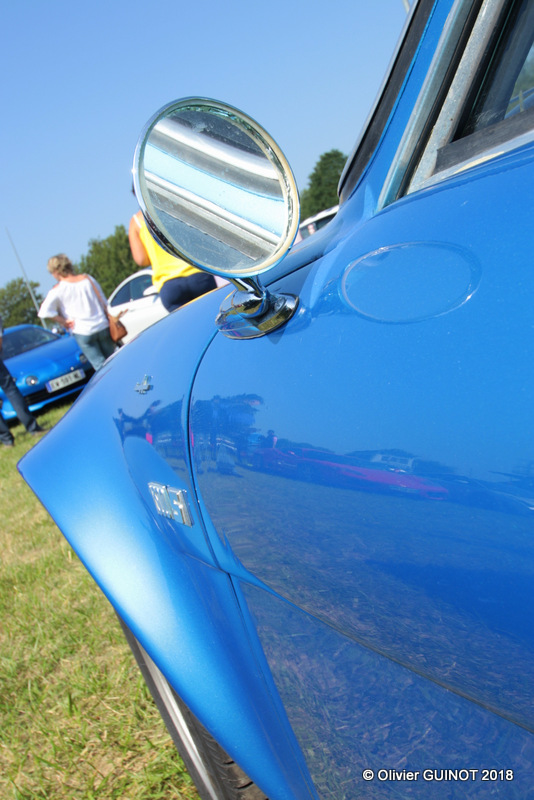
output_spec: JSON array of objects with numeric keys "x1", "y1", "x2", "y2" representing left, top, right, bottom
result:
[{"x1": 118, "y1": 616, "x2": 268, "y2": 800}]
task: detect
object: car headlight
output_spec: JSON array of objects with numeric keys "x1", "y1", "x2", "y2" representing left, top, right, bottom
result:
[
  {"x1": 25, "y1": 375, "x2": 39, "y2": 386},
  {"x1": 79, "y1": 354, "x2": 88, "y2": 364}
]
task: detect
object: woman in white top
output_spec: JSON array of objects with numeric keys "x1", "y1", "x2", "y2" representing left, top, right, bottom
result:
[{"x1": 38, "y1": 254, "x2": 116, "y2": 371}]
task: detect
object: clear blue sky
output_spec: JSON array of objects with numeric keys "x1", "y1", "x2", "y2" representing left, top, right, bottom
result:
[{"x1": 1, "y1": 0, "x2": 408, "y2": 295}]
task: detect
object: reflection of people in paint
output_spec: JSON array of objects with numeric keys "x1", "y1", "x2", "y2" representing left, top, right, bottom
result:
[
  {"x1": 128, "y1": 211, "x2": 217, "y2": 312},
  {"x1": 264, "y1": 430, "x2": 278, "y2": 448}
]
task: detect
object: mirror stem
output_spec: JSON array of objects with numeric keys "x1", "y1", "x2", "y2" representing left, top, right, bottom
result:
[
  {"x1": 216, "y1": 277, "x2": 299, "y2": 339},
  {"x1": 228, "y1": 277, "x2": 271, "y2": 319}
]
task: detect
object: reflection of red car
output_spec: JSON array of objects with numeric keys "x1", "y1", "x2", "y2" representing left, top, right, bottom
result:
[
  {"x1": 342, "y1": 465, "x2": 448, "y2": 499},
  {"x1": 253, "y1": 445, "x2": 448, "y2": 499}
]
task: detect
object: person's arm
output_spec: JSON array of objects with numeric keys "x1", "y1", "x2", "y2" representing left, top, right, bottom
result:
[
  {"x1": 129, "y1": 213, "x2": 150, "y2": 267},
  {"x1": 49, "y1": 314, "x2": 74, "y2": 330},
  {"x1": 38, "y1": 290, "x2": 74, "y2": 330}
]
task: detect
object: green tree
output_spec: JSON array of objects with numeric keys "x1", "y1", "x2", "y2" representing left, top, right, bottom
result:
[
  {"x1": 0, "y1": 278, "x2": 43, "y2": 327},
  {"x1": 76, "y1": 225, "x2": 137, "y2": 297},
  {"x1": 300, "y1": 149, "x2": 347, "y2": 221}
]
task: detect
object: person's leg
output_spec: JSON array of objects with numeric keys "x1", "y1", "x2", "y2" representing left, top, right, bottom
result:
[
  {"x1": 75, "y1": 331, "x2": 116, "y2": 371},
  {"x1": 159, "y1": 274, "x2": 217, "y2": 312},
  {"x1": 0, "y1": 358, "x2": 39, "y2": 434},
  {"x1": 0, "y1": 409, "x2": 14, "y2": 445},
  {"x1": 74, "y1": 333, "x2": 106, "y2": 371},
  {"x1": 185, "y1": 273, "x2": 217, "y2": 303},
  {"x1": 94, "y1": 328, "x2": 117, "y2": 361},
  {"x1": 158, "y1": 277, "x2": 186, "y2": 312}
]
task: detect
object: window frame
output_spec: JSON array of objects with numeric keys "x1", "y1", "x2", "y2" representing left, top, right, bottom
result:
[
  {"x1": 378, "y1": 0, "x2": 534, "y2": 207},
  {"x1": 338, "y1": 0, "x2": 435, "y2": 203}
]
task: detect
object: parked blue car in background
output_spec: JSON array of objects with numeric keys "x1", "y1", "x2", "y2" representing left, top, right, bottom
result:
[
  {"x1": 1, "y1": 324, "x2": 93, "y2": 420},
  {"x1": 19, "y1": 0, "x2": 534, "y2": 797}
]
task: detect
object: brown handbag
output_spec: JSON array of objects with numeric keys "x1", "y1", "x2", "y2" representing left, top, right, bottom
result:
[
  {"x1": 87, "y1": 275, "x2": 127, "y2": 342},
  {"x1": 107, "y1": 313, "x2": 127, "y2": 342}
]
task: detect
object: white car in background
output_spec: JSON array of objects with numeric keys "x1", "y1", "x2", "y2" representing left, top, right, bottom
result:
[
  {"x1": 107, "y1": 269, "x2": 168, "y2": 344},
  {"x1": 294, "y1": 204, "x2": 339, "y2": 243},
  {"x1": 108, "y1": 269, "x2": 230, "y2": 344}
]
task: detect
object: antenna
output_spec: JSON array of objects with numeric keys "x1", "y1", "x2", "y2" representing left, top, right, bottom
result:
[{"x1": 5, "y1": 228, "x2": 45, "y2": 327}]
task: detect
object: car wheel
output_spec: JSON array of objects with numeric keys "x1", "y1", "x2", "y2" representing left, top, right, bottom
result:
[{"x1": 118, "y1": 617, "x2": 268, "y2": 800}]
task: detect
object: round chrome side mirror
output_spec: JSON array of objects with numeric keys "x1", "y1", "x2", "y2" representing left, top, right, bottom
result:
[{"x1": 133, "y1": 98, "x2": 300, "y2": 338}]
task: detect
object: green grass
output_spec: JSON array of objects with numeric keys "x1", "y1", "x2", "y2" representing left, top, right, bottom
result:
[{"x1": 0, "y1": 400, "x2": 199, "y2": 800}]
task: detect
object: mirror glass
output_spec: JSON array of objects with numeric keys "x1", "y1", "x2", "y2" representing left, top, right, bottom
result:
[{"x1": 133, "y1": 99, "x2": 299, "y2": 278}]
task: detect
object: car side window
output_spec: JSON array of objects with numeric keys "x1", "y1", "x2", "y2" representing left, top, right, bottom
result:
[
  {"x1": 507, "y1": 41, "x2": 534, "y2": 115},
  {"x1": 129, "y1": 274, "x2": 153, "y2": 301},
  {"x1": 457, "y1": 0, "x2": 534, "y2": 136},
  {"x1": 407, "y1": 0, "x2": 534, "y2": 195},
  {"x1": 109, "y1": 283, "x2": 131, "y2": 307},
  {"x1": 380, "y1": 0, "x2": 534, "y2": 206}
]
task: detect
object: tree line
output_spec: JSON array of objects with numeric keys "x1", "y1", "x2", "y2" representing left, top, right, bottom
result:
[{"x1": 0, "y1": 149, "x2": 346, "y2": 328}]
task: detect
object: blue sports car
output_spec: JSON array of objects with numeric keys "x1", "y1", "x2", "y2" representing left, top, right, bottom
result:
[
  {"x1": 1, "y1": 324, "x2": 93, "y2": 420},
  {"x1": 19, "y1": 0, "x2": 534, "y2": 797}
]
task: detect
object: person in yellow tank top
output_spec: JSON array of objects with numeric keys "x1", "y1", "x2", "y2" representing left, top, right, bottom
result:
[{"x1": 128, "y1": 211, "x2": 216, "y2": 312}]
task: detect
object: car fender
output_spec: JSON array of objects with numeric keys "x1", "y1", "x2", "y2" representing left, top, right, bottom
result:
[{"x1": 19, "y1": 291, "x2": 316, "y2": 800}]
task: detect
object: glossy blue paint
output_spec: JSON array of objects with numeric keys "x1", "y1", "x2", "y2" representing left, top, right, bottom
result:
[
  {"x1": 242, "y1": 583, "x2": 534, "y2": 800},
  {"x1": 19, "y1": 296, "x2": 317, "y2": 800},
  {"x1": 18, "y1": 0, "x2": 534, "y2": 797},
  {"x1": 188, "y1": 145, "x2": 534, "y2": 796}
]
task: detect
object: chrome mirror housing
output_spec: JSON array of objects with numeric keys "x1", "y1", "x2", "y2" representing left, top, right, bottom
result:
[{"x1": 133, "y1": 98, "x2": 300, "y2": 338}]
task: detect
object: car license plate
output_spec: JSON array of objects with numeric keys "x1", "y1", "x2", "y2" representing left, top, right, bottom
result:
[{"x1": 46, "y1": 369, "x2": 85, "y2": 393}]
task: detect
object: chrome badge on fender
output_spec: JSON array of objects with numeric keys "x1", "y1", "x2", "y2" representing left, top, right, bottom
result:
[{"x1": 148, "y1": 483, "x2": 193, "y2": 527}]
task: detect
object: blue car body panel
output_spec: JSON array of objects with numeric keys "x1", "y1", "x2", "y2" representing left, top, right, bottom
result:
[
  {"x1": 0, "y1": 325, "x2": 92, "y2": 419},
  {"x1": 19, "y1": 297, "x2": 317, "y2": 800},
  {"x1": 18, "y1": 0, "x2": 534, "y2": 797},
  {"x1": 190, "y1": 147, "x2": 534, "y2": 795}
]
